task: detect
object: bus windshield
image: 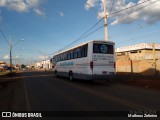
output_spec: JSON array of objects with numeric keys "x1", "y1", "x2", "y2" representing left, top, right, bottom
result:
[{"x1": 93, "y1": 43, "x2": 114, "y2": 54}]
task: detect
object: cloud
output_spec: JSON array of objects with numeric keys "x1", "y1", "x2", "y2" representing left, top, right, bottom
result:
[
  {"x1": 57, "y1": 11, "x2": 64, "y2": 17},
  {"x1": 8, "y1": 0, "x2": 28, "y2": 12},
  {"x1": 85, "y1": 0, "x2": 160, "y2": 25},
  {"x1": 26, "y1": 0, "x2": 41, "y2": 7},
  {"x1": 3, "y1": 55, "x2": 9, "y2": 60},
  {"x1": 15, "y1": 56, "x2": 19, "y2": 59},
  {"x1": 34, "y1": 8, "x2": 45, "y2": 16},
  {"x1": 38, "y1": 55, "x2": 49, "y2": 60},
  {"x1": 85, "y1": 0, "x2": 98, "y2": 10},
  {"x1": 0, "y1": 0, "x2": 45, "y2": 16},
  {"x1": 109, "y1": 0, "x2": 160, "y2": 25}
]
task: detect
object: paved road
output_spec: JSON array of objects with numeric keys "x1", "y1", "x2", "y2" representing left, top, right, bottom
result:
[{"x1": 8, "y1": 71, "x2": 160, "y2": 118}]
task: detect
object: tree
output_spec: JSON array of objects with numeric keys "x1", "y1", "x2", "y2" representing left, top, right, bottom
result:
[{"x1": 21, "y1": 64, "x2": 26, "y2": 68}]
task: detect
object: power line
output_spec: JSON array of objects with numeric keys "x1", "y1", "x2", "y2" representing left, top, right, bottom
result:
[
  {"x1": 82, "y1": 0, "x2": 160, "y2": 42},
  {"x1": 109, "y1": 0, "x2": 114, "y2": 14},
  {"x1": 80, "y1": 19, "x2": 115, "y2": 41},
  {"x1": 80, "y1": 25, "x2": 104, "y2": 40},
  {"x1": 116, "y1": 31, "x2": 160, "y2": 45},
  {"x1": 79, "y1": 0, "x2": 159, "y2": 41},
  {"x1": 116, "y1": 34, "x2": 160, "y2": 48},
  {"x1": 108, "y1": 0, "x2": 159, "y2": 17},
  {"x1": 65, "y1": 0, "x2": 159, "y2": 49},
  {"x1": 48, "y1": 0, "x2": 159, "y2": 56},
  {"x1": 95, "y1": 0, "x2": 158, "y2": 40},
  {"x1": 109, "y1": 10, "x2": 160, "y2": 39},
  {"x1": 86, "y1": 3, "x2": 102, "y2": 19},
  {"x1": 0, "y1": 26, "x2": 10, "y2": 45},
  {"x1": 51, "y1": 19, "x2": 104, "y2": 54}
]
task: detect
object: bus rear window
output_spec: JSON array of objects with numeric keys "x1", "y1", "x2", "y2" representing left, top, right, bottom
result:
[{"x1": 93, "y1": 43, "x2": 114, "y2": 54}]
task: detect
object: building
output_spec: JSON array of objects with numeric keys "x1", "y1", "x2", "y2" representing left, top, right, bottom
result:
[
  {"x1": 115, "y1": 43, "x2": 160, "y2": 75},
  {"x1": 34, "y1": 59, "x2": 52, "y2": 70}
]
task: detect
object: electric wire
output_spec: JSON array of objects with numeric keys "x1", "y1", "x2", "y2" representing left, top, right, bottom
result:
[
  {"x1": 86, "y1": 3, "x2": 102, "y2": 18},
  {"x1": 108, "y1": 0, "x2": 159, "y2": 17},
  {"x1": 82, "y1": 0, "x2": 160, "y2": 43},
  {"x1": 65, "y1": 0, "x2": 160, "y2": 50},
  {"x1": 109, "y1": 10, "x2": 160, "y2": 39},
  {"x1": 48, "y1": 0, "x2": 159, "y2": 56},
  {"x1": 109, "y1": 0, "x2": 114, "y2": 14},
  {"x1": 0, "y1": 26, "x2": 10, "y2": 45},
  {"x1": 116, "y1": 31, "x2": 160, "y2": 45}
]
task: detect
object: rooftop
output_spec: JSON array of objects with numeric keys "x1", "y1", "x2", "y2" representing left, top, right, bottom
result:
[{"x1": 116, "y1": 43, "x2": 160, "y2": 52}]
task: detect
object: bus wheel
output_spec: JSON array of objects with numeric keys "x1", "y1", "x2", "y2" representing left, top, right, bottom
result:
[
  {"x1": 69, "y1": 72, "x2": 73, "y2": 81},
  {"x1": 55, "y1": 70, "x2": 57, "y2": 74},
  {"x1": 55, "y1": 70, "x2": 59, "y2": 78}
]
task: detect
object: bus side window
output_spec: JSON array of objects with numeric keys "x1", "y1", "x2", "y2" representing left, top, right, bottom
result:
[
  {"x1": 61, "y1": 54, "x2": 63, "y2": 61},
  {"x1": 63, "y1": 53, "x2": 65, "y2": 60},
  {"x1": 56, "y1": 55, "x2": 58, "y2": 62},
  {"x1": 76, "y1": 49, "x2": 79, "y2": 58},
  {"x1": 81, "y1": 47, "x2": 84, "y2": 57},
  {"x1": 67, "y1": 52, "x2": 68, "y2": 60},
  {"x1": 57, "y1": 55, "x2": 60, "y2": 61},
  {"x1": 65, "y1": 53, "x2": 67, "y2": 60},
  {"x1": 68, "y1": 51, "x2": 70, "y2": 60},
  {"x1": 59, "y1": 55, "x2": 61, "y2": 61},
  {"x1": 70, "y1": 51, "x2": 73, "y2": 59},
  {"x1": 74, "y1": 49, "x2": 77, "y2": 58},
  {"x1": 84, "y1": 44, "x2": 88, "y2": 57},
  {"x1": 60, "y1": 54, "x2": 61, "y2": 61},
  {"x1": 78, "y1": 47, "x2": 81, "y2": 58},
  {"x1": 72, "y1": 50, "x2": 74, "y2": 59},
  {"x1": 81, "y1": 45, "x2": 86, "y2": 57},
  {"x1": 55, "y1": 56, "x2": 57, "y2": 62}
]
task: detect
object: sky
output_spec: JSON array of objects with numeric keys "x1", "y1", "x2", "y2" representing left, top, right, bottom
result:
[{"x1": 0, "y1": 0, "x2": 160, "y2": 65}]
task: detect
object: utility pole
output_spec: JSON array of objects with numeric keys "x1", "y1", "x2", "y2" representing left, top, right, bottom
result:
[
  {"x1": 103, "y1": 0, "x2": 108, "y2": 41},
  {"x1": 10, "y1": 35, "x2": 12, "y2": 73},
  {"x1": 152, "y1": 43, "x2": 156, "y2": 74}
]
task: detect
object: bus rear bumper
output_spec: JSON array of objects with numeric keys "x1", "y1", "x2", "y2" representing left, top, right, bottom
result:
[{"x1": 88, "y1": 74, "x2": 116, "y2": 80}]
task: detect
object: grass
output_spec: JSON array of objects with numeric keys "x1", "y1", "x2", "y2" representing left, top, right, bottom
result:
[
  {"x1": 0, "y1": 71, "x2": 9, "y2": 76},
  {"x1": 0, "y1": 70, "x2": 17, "y2": 77}
]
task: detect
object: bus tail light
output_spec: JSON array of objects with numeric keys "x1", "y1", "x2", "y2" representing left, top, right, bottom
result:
[{"x1": 90, "y1": 61, "x2": 93, "y2": 70}]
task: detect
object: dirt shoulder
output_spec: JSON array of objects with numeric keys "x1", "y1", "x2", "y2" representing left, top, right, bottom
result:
[
  {"x1": 116, "y1": 74, "x2": 160, "y2": 90},
  {"x1": 0, "y1": 72, "x2": 27, "y2": 111}
]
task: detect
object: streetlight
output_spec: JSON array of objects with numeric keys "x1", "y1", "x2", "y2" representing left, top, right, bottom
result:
[{"x1": 10, "y1": 36, "x2": 24, "y2": 73}]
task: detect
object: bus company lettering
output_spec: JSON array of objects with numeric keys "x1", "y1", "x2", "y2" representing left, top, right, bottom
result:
[
  {"x1": 93, "y1": 55, "x2": 113, "y2": 60},
  {"x1": 93, "y1": 54, "x2": 106, "y2": 58},
  {"x1": 60, "y1": 62, "x2": 74, "y2": 66}
]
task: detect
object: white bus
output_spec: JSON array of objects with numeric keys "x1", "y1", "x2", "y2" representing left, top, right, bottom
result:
[{"x1": 51, "y1": 40, "x2": 115, "y2": 81}]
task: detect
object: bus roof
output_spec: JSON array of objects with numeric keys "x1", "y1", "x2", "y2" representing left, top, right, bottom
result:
[{"x1": 53, "y1": 40, "x2": 115, "y2": 56}]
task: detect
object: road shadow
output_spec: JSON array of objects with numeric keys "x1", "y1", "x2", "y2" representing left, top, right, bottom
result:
[{"x1": 56, "y1": 76, "x2": 115, "y2": 87}]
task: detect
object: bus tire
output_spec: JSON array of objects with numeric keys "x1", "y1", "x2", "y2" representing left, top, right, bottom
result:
[
  {"x1": 69, "y1": 72, "x2": 73, "y2": 81},
  {"x1": 55, "y1": 70, "x2": 57, "y2": 74},
  {"x1": 55, "y1": 70, "x2": 59, "y2": 78}
]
